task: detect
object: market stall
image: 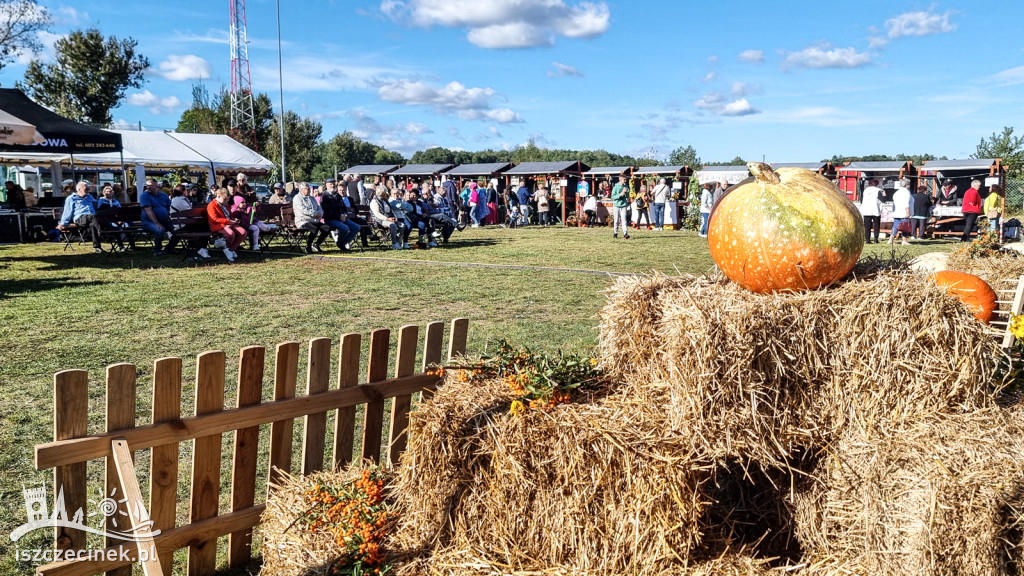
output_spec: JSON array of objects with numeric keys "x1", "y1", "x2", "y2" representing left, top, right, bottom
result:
[
  {"x1": 389, "y1": 164, "x2": 454, "y2": 191},
  {"x1": 581, "y1": 167, "x2": 632, "y2": 224},
  {"x1": 694, "y1": 164, "x2": 751, "y2": 185},
  {"x1": 343, "y1": 164, "x2": 400, "y2": 183},
  {"x1": 771, "y1": 161, "x2": 836, "y2": 180},
  {"x1": 634, "y1": 165, "x2": 694, "y2": 229},
  {"x1": 504, "y1": 161, "x2": 589, "y2": 225},
  {"x1": 836, "y1": 160, "x2": 917, "y2": 202},
  {"x1": 919, "y1": 158, "x2": 1006, "y2": 238}
]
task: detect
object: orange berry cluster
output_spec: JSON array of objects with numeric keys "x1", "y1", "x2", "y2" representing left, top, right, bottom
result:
[{"x1": 301, "y1": 469, "x2": 397, "y2": 574}]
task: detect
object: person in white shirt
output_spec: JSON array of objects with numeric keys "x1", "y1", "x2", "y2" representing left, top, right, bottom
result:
[
  {"x1": 699, "y1": 183, "x2": 714, "y2": 237},
  {"x1": 889, "y1": 178, "x2": 912, "y2": 245},
  {"x1": 860, "y1": 178, "x2": 883, "y2": 243},
  {"x1": 650, "y1": 178, "x2": 671, "y2": 231}
]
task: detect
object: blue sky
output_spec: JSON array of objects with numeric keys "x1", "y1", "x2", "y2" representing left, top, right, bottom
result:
[{"x1": 2, "y1": 0, "x2": 1022, "y2": 164}]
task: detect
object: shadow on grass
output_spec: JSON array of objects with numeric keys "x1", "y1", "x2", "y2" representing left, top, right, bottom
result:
[
  {"x1": 1, "y1": 247, "x2": 307, "y2": 271},
  {"x1": 0, "y1": 277, "x2": 110, "y2": 299}
]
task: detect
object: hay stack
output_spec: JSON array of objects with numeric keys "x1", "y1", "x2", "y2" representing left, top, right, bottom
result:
[
  {"x1": 793, "y1": 405, "x2": 1024, "y2": 576},
  {"x1": 393, "y1": 375, "x2": 710, "y2": 575},
  {"x1": 598, "y1": 272, "x2": 1005, "y2": 466},
  {"x1": 947, "y1": 249, "x2": 1024, "y2": 284}
]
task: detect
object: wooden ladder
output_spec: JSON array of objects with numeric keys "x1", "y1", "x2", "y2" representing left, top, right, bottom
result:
[{"x1": 990, "y1": 274, "x2": 1024, "y2": 348}]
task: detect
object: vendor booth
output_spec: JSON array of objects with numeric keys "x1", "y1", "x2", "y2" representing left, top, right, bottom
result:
[
  {"x1": 771, "y1": 161, "x2": 837, "y2": 180},
  {"x1": 582, "y1": 166, "x2": 632, "y2": 225},
  {"x1": 836, "y1": 160, "x2": 917, "y2": 202},
  {"x1": 919, "y1": 158, "x2": 1006, "y2": 238},
  {"x1": 505, "y1": 161, "x2": 589, "y2": 225},
  {"x1": 445, "y1": 162, "x2": 512, "y2": 189},
  {"x1": 389, "y1": 164, "x2": 453, "y2": 191},
  {"x1": 634, "y1": 165, "x2": 694, "y2": 229},
  {"x1": 343, "y1": 164, "x2": 399, "y2": 183}
]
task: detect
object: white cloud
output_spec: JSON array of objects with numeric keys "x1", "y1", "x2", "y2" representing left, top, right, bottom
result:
[
  {"x1": 54, "y1": 6, "x2": 89, "y2": 26},
  {"x1": 707, "y1": 55, "x2": 718, "y2": 63},
  {"x1": 126, "y1": 90, "x2": 183, "y2": 115},
  {"x1": 406, "y1": 122, "x2": 432, "y2": 134},
  {"x1": 375, "y1": 78, "x2": 524, "y2": 123},
  {"x1": 547, "y1": 61, "x2": 582, "y2": 78},
  {"x1": 988, "y1": 65, "x2": 1024, "y2": 87},
  {"x1": 885, "y1": 9, "x2": 956, "y2": 40},
  {"x1": 738, "y1": 49, "x2": 764, "y2": 63},
  {"x1": 730, "y1": 82, "x2": 762, "y2": 97},
  {"x1": 154, "y1": 55, "x2": 212, "y2": 81},
  {"x1": 702, "y1": 72, "x2": 717, "y2": 83},
  {"x1": 109, "y1": 118, "x2": 139, "y2": 130},
  {"x1": 381, "y1": 0, "x2": 610, "y2": 49},
  {"x1": 780, "y1": 44, "x2": 872, "y2": 71},
  {"x1": 447, "y1": 126, "x2": 460, "y2": 136},
  {"x1": 346, "y1": 110, "x2": 435, "y2": 156},
  {"x1": 694, "y1": 92, "x2": 760, "y2": 117}
]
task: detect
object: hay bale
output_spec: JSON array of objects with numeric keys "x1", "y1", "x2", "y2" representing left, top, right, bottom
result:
[
  {"x1": 598, "y1": 272, "x2": 1004, "y2": 466},
  {"x1": 947, "y1": 249, "x2": 1024, "y2": 284},
  {"x1": 793, "y1": 405, "x2": 1024, "y2": 576},
  {"x1": 393, "y1": 374, "x2": 710, "y2": 575}
]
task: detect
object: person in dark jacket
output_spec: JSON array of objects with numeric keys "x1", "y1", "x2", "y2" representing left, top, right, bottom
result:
[
  {"x1": 910, "y1": 185, "x2": 932, "y2": 240},
  {"x1": 320, "y1": 179, "x2": 360, "y2": 251}
]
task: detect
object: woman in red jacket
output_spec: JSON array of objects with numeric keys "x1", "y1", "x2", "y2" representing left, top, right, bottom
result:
[
  {"x1": 207, "y1": 188, "x2": 247, "y2": 261},
  {"x1": 960, "y1": 179, "x2": 982, "y2": 242}
]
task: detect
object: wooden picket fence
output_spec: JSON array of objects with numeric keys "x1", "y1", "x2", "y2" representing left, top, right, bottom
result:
[{"x1": 31, "y1": 319, "x2": 469, "y2": 576}]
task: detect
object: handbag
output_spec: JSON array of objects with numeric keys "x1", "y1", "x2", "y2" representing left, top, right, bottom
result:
[
  {"x1": 896, "y1": 221, "x2": 912, "y2": 234},
  {"x1": 987, "y1": 209, "x2": 1000, "y2": 219}
]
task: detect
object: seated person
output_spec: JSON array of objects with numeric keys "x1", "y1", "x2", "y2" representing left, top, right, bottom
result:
[
  {"x1": 139, "y1": 178, "x2": 179, "y2": 256},
  {"x1": 207, "y1": 188, "x2": 247, "y2": 262},
  {"x1": 421, "y1": 188, "x2": 456, "y2": 244},
  {"x1": 292, "y1": 182, "x2": 331, "y2": 253},
  {"x1": 404, "y1": 188, "x2": 430, "y2": 246},
  {"x1": 432, "y1": 187, "x2": 465, "y2": 232},
  {"x1": 389, "y1": 190, "x2": 416, "y2": 249},
  {"x1": 268, "y1": 182, "x2": 289, "y2": 204},
  {"x1": 57, "y1": 181, "x2": 103, "y2": 253},
  {"x1": 231, "y1": 196, "x2": 277, "y2": 251},
  {"x1": 369, "y1": 188, "x2": 408, "y2": 250},
  {"x1": 97, "y1": 184, "x2": 136, "y2": 251},
  {"x1": 337, "y1": 189, "x2": 373, "y2": 247},
  {"x1": 319, "y1": 179, "x2": 360, "y2": 251}
]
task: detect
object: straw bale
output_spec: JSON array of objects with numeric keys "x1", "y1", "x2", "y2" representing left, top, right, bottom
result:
[
  {"x1": 261, "y1": 467, "x2": 363, "y2": 576},
  {"x1": 393, "y1": 374, "x2": 710, "y2": 575},
  {"x1": 598, "y1": 272, "x2": 1005, "y2": 466},
  {"x1": 946, "y1": 250, "x2": 1024, "y2": 285},
  {"x1": 793, "y1": 405, "x2": 1024, "y2": 576}
]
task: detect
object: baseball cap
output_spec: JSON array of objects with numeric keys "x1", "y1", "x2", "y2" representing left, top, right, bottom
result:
[
  {"x1": 273, "y1": 182, "x2": 284, "y2": 189},
  {"x1": 325, "y1": 178, "x2": 336, "y2": 183}
]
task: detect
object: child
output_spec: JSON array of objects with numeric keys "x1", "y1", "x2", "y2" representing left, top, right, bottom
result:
[{"x1": 231, "y1": 196, "x2": 277, "y2": 250}]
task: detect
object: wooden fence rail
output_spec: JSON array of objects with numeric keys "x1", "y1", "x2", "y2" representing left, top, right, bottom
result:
[{"x1": 32, "y1": 318, "x2": 469, "y2": 576}]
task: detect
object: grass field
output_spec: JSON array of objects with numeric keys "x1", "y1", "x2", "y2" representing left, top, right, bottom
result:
[{"x1": 0, "y1": 224, "x2": 956, "y2": 575}]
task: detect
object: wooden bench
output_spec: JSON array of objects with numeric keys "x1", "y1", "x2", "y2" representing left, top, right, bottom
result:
[
  {"x1": 168, "y1": 207, "x2": 214, "y2": 260},
  {"x1": 254, "y1": 203, "x2": 284, "y2": 250},
  {"x1": 95, "y1": 205, "x2": 144, "y2": 252},
  {"x1": 276, "y1": 205, "x2": 308, "y2": 252}
]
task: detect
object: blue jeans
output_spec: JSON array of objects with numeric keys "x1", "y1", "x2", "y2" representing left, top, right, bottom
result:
[
  {"x1": 140, "y1": 218, "x2": 178, "y2": 252},
  {"x1": 325, "y1": 219, "x2": 360, "y2": 247},
  {"x1": 651, "y1": 203, "x2": 665, "y2": 228},
  {"x1": 700, "y1": 212, "x2": 710, "y2": 235},
  {"x1": 469, "y1": 205, "x2": 481, "y2": 225}
]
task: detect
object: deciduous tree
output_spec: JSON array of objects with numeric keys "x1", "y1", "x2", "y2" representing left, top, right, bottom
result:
[
  {"x1": 974, "y1": 126, "x2": 1024, "y2": 174},
  {"x1": 19, "y1": 28, "x2": 148, "y2": 125},
  {"x1": 0, "y1": 0, "x2": 50, "y2": 73}
]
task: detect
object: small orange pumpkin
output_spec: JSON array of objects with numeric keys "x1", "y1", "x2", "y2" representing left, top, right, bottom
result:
[{"x1": 928, "y1": 270, "x2": 997, "y2": 323}]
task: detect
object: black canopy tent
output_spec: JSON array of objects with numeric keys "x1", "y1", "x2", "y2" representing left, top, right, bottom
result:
[{"x1": 0, "y1": 89, "x2": 124, "y2": 201}]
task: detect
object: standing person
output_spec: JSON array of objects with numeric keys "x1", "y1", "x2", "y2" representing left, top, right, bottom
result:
[
  {"x1": 960, "y1": 180, "x2": 982, "y2": 242},
  {"x1": 535, "y1": 186, "x2": 551, "y2": 226},
  {"x1": 984, "y1": 184, "x2": 1004, "y2": 232},
  {"x1": 503, "y1": 187, "x2": 520, "y2": 227},
  {"x1": 712, "y1": 180, "x2": 728, "y2": 206},
  {"x1": 516, "y1": 179, "x2": 532, "y2": 225},
  {"x1": 650, "y1": 178, "x2": 670, "y2": 231},
  {"x1": 465, "y1": 182, "x2": 482, "y2": 228},
  {"x1": 611, "y1": 176, "x2": 630, "y2": 239},
  {"x1": 582, "y1": 193, "x2": 598, "y2": 227},
  {"x1": 139, "y1": 178, "x2": 179, "y2": 256},
  {"x1": 633, "y1": 185, "x2": 651, "y2": 230},
  {"x1": 910, "y1": 185, "x2": 932, "y2": 240},
  {"x1": 57, "y1": 181, "x2": 103, "y2": 253},
  {"x1": 937, "y1": 179, "x2": 960, "y2": 206},
  {"x1": 890, "y1": 178, "x2": 912, "y2": 245},
  {"x1": 485, "y1": 179, "x2": 500, "y2": 225},
  {"x1": 207, "y1": 188, "x2": 247, "y2": 262},
  {"x1": 860, "y1": 178, "x2": 883, "y2": 243},
  {"x1": 292, "y1": 182, "x2": 331, "y2": 253},
  {"x1": 699, "y1": 183, "x2": 714, "y2": 237}
]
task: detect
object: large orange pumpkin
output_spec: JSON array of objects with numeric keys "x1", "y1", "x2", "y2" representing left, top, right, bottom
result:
[
  {"x1": 708, "y1": 164, "x2": 865, "y2": 293},
  {"x1": 928, "y1": 270, "x2": 998, "y2": 323}
]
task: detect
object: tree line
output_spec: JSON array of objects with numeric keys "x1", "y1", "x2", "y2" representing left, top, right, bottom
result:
[{"x1": 1, "y1": 0, "x2": 1021, "y2": 180}]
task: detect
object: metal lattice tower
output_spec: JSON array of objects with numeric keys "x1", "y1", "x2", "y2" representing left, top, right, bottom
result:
[{"x1": 229, "y1": 0, "x2": 256, "y2": 147}]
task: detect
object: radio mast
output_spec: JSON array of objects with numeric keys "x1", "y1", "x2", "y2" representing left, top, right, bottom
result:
[{"x1": 229, "y1": 0, "x2": 257, "y2": 149}]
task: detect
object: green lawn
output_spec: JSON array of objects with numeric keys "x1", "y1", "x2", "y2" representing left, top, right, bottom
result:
[{"x1": 0, "y1": 225, "x2": 955, "y2": 575}]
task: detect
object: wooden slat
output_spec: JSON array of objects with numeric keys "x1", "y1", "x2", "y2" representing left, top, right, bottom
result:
[
  {"x1": 187, "y1": 351, "x2": 225, "y2": 576},
  {"x1": 267, "y1": 341, "x2": 299, "y2": 494},
  {"x1": 53, "y1": 370, "x2": 88, "y2": 553},
  {"x1": 37, "y1": 371, "x2": 443, "y2": 470},
  {"x1": 388, "y1": 325, "x2": 419, "y2": 465},
  {"x1": 229, "y1": 346, "x2": 264, "y2": 568},
  {"x1": 149, "y1": 357, "x2": 181, "y2": 572},
  {"x1": 301, "y1": 338, "x2": 332, "y2": 475},
  {"x1": 422, "y1": 321, "x2": 445, "y2": 369},
  {"x1": 37, "y1": 505, "x2": 266, "y2": 576},
  {"x1": 332, "y1": 333, "x2": 361, "y2": 468},
  {"x1": 448, "y1": 318, "x2": 470, "y2": 360},
  {"x1": 105, "y1": 363, "x2": 136, "y2": 576},
  {"x1": 1002, "y1": 275, "x2": 1024, "y2": 348},
  {"x1": 111, "y1": 439, "x2": 165, "y2": 576},
  {"x1": 361, "y1": 329, "x2": 391, "y2": 463}
]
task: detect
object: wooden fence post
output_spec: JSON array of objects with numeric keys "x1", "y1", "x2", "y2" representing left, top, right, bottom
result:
[
  {"x1": 268, "y1": 342, "x2": 299, "y2": 494},
  {"x1": 53, "y1": 370, "x2": 88, "y2": 554},
  {"x1": 105, "y1": 363, "x2": 136, "y2": 576},
  {"x1": 188, "y1": 351, "x2": 225, "y2": 576},
  {"x1": 229, "y1": 346, "x2": 264, "y2": 568},
  {"x1": 361, "y1": 329, "x2": 391, "y2": 463},
  {"x1": 149, "y1": 357, "x2": 182, "y2": 572},
  {"x1": 301, "y1": 338, "x2": 332, "y2": 475},
  {"x1": 332, "y1": 333, "x2": 361, "y2": 468},
  {"x1": 448, "y1": 318, "x2": 469, "y2": 361},
  {"x1": 387, "y1": 325, "x2": 419, "y2": 465}
]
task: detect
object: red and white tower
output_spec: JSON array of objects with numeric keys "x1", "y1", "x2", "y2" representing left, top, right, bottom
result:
[{"x1": 229, "y1": 0, "x2": 257, "y2": 148}]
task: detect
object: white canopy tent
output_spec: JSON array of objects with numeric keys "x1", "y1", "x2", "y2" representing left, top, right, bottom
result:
[
  {"x1": 695, "y1": 165, "x2": 752, "y2": 185},
  {"x1": 0, "y1": 130, "x2": 275, "y2": 195},
  {"x1": 0, "y1": 109, "x2": 44, "y2": 146}
]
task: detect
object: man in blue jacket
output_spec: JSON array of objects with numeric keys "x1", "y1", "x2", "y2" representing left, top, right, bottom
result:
[
  {"x1": 57, "y1": 182, "x2": 103, "y2": 252},
  {"x1": 516, "y1": 180, "x2": 533, "y2": 225}
]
